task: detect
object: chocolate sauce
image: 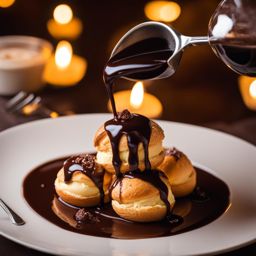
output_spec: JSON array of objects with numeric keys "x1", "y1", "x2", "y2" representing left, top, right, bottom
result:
[
  {"x1": 104, "y1": 111, "x2": 151, "y2": 176},
  {"x1": 104, "y1": 110, "x2": 173, "y2": 213},
  {"x1": 23, "y1": 157, "x2": 230, "y2": 239},
  {"x1": 212, "y1": 39, "x2": 256, "y2": 76},
  {"x1": 216, "y1": 45, "x2": 256, "y2": 76},
  {"x1": 103, "y1": 38, "x2": 173, "y2": 213},
  {"x1": 63, "y1": 154, "x2": 105, "y2": 205},
  {"x1": 122, "y1": 169, "x2": 171, "y2": 214},
  {"x1": 103, "y1": 37, "x2": 173, "y2": 117}
]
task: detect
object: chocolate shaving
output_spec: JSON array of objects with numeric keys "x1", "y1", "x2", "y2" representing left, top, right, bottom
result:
[
  {"x1": 72, "y1": 154, "x2": 96, "y2": 171},
  {"x1": 75, "y1": 208, "x2": 99, "y2": 223}
]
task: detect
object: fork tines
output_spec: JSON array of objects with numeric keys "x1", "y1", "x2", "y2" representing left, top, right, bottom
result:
[{"x1": 5, "y1": 92, "x2": 41, "y2": 113}]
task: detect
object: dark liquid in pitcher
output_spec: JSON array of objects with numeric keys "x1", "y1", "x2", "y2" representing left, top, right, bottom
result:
[
  {"x1": 104, "y1": 37, "x2": 174, "y2": 116},
  {"x1": 214, "y1": 41, "x2": 256, "y2": 76}
]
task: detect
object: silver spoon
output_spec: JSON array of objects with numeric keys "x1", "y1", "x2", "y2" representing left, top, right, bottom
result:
[
  {"x1": 0, "y1": 199, "x2": 25, "y2": 226},
  {"x1": 111, "y1": 21, "x2": 211, "y2": 80}
]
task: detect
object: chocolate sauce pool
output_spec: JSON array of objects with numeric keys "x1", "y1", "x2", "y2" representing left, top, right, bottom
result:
[{"x1": 23, "y1": 156, "x2": 230, "y2": 239}]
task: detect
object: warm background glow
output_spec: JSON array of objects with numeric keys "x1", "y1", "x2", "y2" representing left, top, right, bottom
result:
[
  {"x1": 130, "y1": 81, "x2": 144, "y2": 109},
  {"x1": 55, "y1": 41, "x2": 72, "y2": 69},
  {"x1": 53, "y1": 4, "x2": 73, "y2": 24},
  {"x1": 144, "y1": 1, "x2": 181, "y2": 22},
  {"x1": 0, "y1": 0, "x2": 15, "y2": 8}
]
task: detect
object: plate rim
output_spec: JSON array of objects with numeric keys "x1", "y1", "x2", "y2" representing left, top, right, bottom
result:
[{"x1": 0, "y1": 113, "x2": 255, "y2": 256}]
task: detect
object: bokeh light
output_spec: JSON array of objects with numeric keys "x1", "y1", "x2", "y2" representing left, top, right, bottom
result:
[
  {"x1": 144, "y1": 1, "x2": 181, "y2": 23},
  {"x1": 53, "y1": 4, "x2": 73, "y2": 25},
  {"x1": 0, "y1": 0, "x2": 15, "y2": 8}
]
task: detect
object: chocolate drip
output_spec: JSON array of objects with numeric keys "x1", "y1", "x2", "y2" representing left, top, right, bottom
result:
[
  {"x1": 104, "y1": 111, "x2": 174, "y2": 214},
  {"x1": 103, "y1": 37, "x2": 173, "y2": 117},
  {"x1": 124, "y1": 170, "x2": 171, "y2": 214},
  {"x1": 63, "y1": 154, "x2": 105, "y2": 205},
  {"x1": 103, "y1": 37, "x2": 174, "y2": 216},
  {"x1": 104, "y1": 111, "x2": 152, "y2": 176}
]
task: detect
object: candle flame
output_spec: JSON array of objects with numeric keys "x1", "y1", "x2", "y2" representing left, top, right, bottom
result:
[
  {"x1": 144, "y1": 1, "x2": 181, "y2": 23},
  {"x1": 55, "y1": 41, "x2": 72, "y2": 69},
  {"x1": 130, "y1": 82, "x2": 144, "y2": 109},
  {"x1": 249, "y1": 80, "x2": 256, "y2": 99},
  {"x1": 53, "y1": 4, "x2": 73, "y2": 24}
]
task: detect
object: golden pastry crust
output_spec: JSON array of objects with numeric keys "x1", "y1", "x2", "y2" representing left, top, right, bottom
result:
[
  {"x1": 111, "y1": 175, "x2": 175, "y2": 222},
  {"x1": 54, "y1": 168, "x2": 112, "y2": 207},
  {"x1": 171, "y1": 169, "x2": 196, "y2": 197},
  {"x1": 94, "y1": 120, "x2": 165, "y2": 173},
  {"x1": 94, "y1": 120, "x2": 164, "y2": 151},
  {"x1": 158, "y1": 149, "x2": 197, "y2": 197},
  {"x1": 99, "y1": 150, "x2": 165, "y2": 174}
]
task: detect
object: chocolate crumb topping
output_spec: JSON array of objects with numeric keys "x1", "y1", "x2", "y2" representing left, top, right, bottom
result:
[
  {"x1": 75, "y1": 208, "x2": 99, "y2": 224},
  {"x1": 63, "y1": 154, "x2": 105, "y2": 205},
  {"x1": 165, "y1": 147, "x2": 183, "y2": 161},
  {"x1": 73, "y1": 154, "x2": 96, "y2": 170},
  {"x1": 117, "y1": 109, "x2": 133, "y2": 121}
]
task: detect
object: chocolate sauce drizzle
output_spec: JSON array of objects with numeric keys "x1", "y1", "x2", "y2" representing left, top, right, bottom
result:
[
  {"x1": 103, "y1": 37, "x2": 173, "y2": 117},
  {"x1": 104, "y1": 110, "x2": 151, "y2": 175},
  {"x1": 63, "y1": 154, "x2": 105, "y2": 205},
  {"x1": 104, "y1": 110, "x2": 173, "y2": 214},
  {"x1": 103, "y1": 38, "x2": 175, "y2": 217}
]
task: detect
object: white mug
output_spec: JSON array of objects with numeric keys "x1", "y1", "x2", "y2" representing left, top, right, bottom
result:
[{"x1": 0, "y1": 36, "x2": 53, "y2": 95}]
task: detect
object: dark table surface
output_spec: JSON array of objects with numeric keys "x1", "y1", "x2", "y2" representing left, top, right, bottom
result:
[{"x1": 0, "y1": 0, "x2": 256, "y2": 255}]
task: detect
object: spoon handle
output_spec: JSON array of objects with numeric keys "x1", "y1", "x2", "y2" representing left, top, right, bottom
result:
[
  {"x1": 188, "y1": 36, "x2": 209, "y2": 45},
  {"x1": 0, "y1": 199, "x2": 25, "y2": 226}
]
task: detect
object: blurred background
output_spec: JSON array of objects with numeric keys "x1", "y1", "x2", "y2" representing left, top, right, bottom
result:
[
  {"x1": 0, "y1": 1, "x2": 256, "y2": 255},
  {"x1": 0, "y1": 0, "x2": 255, "y2": 140}
]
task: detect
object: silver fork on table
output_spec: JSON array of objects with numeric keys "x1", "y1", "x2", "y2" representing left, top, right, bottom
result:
[
  {"x1": 0, "y1": 199, "x2": 25, "y2": 226},
  {"x1": 5, "y1": 91, "x2": 59, "y2": 118}
]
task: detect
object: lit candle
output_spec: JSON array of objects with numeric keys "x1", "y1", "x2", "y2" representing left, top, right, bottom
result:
[
  {"x1": 44, "y1": 41, "x2": 87, "y2": 86},
  {"x1": 108, "y1": 81, "x2": 163, "y2": 118},
  {"x1": 47, "y1": 4, "x2": 82, "y2": 40},
  {"x1": 144, "y1": 1, "x2": 181, "y2": 23},
  {"x1": 239, "y1": 76, "x2": 256, "y2": 111}
]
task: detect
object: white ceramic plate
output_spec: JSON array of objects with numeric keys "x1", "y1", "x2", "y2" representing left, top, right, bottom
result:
[{"x1": 0, "y1": 114, "x2": 256, "y2": 256}]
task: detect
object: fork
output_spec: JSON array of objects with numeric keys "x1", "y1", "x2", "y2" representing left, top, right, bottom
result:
[
  {"x1": 0, "y1": 199, "x2": 25, "y2": 226},
  {"x1": 5, "y1": 91, "x2": 59, "y2": 118}
]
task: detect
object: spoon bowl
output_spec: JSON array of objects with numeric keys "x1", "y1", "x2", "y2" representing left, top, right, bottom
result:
[{"x1": 111, "y1": 21, "x2": 209, "y2": 80}]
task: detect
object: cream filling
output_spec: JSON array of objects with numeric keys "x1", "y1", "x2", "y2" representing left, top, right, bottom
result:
[
  {"x1": 96, "y1": 142, "x2": 163, "y2": 165},
  {"x1": 55, "y1": 178, "x2": 100, "y2": 198}
]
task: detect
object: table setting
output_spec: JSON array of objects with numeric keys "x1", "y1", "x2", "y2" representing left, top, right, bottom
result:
[{"x1": 0, "y1": 0, "x2": 255, "y2": 255}]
